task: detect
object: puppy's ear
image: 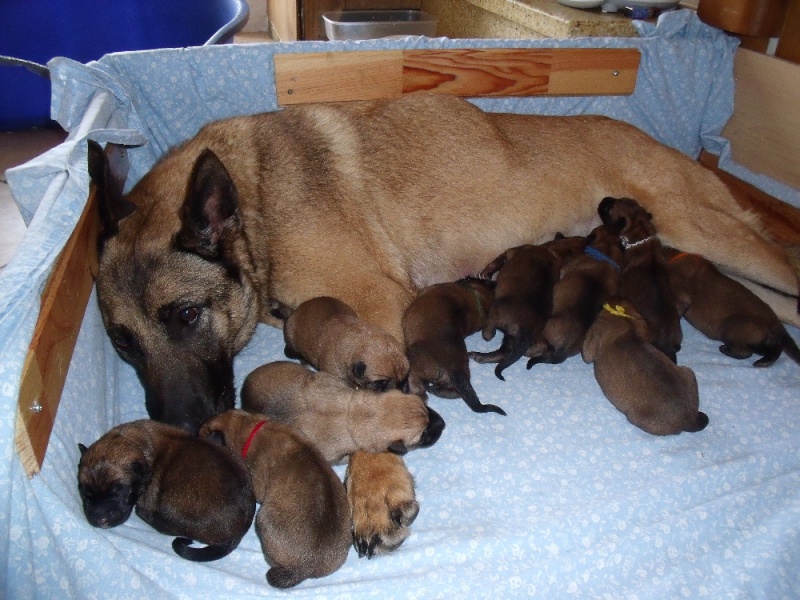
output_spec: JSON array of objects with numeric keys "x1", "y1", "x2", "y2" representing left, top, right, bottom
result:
[
  {"x1": 387, "y1": 441, "x2": 409, "y2": 455},
  {"x1": 205, "y1": 430, "x2": 227, "y2": 447},
  {"x1": 479, "y1": 251, "x2": 508, "y2": 280},
  {"x1": 352, "y1": 361, "x2": 367, "y2": 381},
  {"x1": 78, "y1": 443, "x2": 89, "y2": 455},
  {"x1": 129, "y1": 460, "x2": 151, "y2": 501},
  {"x1": 177, "y1": 149, "x2": 240, "y2": 261}
]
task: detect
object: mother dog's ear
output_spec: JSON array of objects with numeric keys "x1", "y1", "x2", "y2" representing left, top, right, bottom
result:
[
  {"x1": 177, "y1": 148, "x2": 241, "y2": 261},
  {"x1": 87, "y1": 140, "x2": 135, "y2": 252}
]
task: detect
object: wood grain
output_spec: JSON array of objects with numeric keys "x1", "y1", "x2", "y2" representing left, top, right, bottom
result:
[
  {"x1": 15, "y1": 188, "x2": 99, "y2": 477},
  {"x1": 275, "y1": 48, "x2": 640, "y2": 105}
]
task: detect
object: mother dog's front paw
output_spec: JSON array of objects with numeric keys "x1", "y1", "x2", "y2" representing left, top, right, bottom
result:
[{"x1": 345, "y1": 451, "x2": 418, "y2": 559}]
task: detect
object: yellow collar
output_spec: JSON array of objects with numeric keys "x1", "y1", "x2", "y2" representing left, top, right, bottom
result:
[{"x1": 603, "y1": 303, "x2": 633, "y2": 319}]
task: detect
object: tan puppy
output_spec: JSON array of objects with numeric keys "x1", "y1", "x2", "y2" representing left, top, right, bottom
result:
[
  {"x1": 582, "y1": 298, "x2": 709, "y2": 436},
  {"x1": 598, "y1": 196, "x2": 682, "y2": 362},
  {"x1": 199, "y1": 410, "x2": 351, "y2": 588},
  {"x1": 526, "y1": 226, "x2": 622, "y2": 367},
  {"x1": 403, "y1": 277, "x2": 505, "y2": 415},
  {"x1": 283, "y1": 296, "x2": 410, "y2": 391},
  {"x1": 241, "y1": 360, "x2": 445, "y2": 464},
  {"x1": 91, "y1": 93, "x2": 800, "y2": 557},
  {"x1": 77, "y1": 420, "x2": 255, "y2": 562},
  {"x1": 470, "y1": 236, "x2": 583, "y2": 379},
  {"x1": 665, "y1": 248, "x2": 800, "y2": 367}
]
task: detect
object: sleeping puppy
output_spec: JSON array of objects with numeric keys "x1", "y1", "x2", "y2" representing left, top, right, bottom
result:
[
  {"x1": 282, "y1": 296, "x2": 410, "y2": 391},
  {"x1": 403, "y1": 277, "x2": 505, "y2": 415},
  {"x1": 598, "y1": 196, "x2": 682, "y2": 362},
  {"x1": 199, "y1": 410, "x2": 350, "y2": 588},
  {"x1": 665, "y1": 247, "x2": 800, "y2": 367},
  {"x1": 470, "y1": 235, "x2": 584, "y2": 379},
  {"x1": 582, "y1": 298, "x2": 709, "y2": 436},
  {"x1": 526, "y1": 226, "x2": 622, "y2": 368},
  {"x1": 77, "y1": 419, "x2": 255, "y2": 562},
  {"x1": 241, "y1": 360, "x2": 445, "y2": 464}
]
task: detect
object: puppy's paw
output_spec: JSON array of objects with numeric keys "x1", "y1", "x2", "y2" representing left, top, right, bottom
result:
[{"x1": 345, "y1": 451, "x2": 418, "y2": 559}]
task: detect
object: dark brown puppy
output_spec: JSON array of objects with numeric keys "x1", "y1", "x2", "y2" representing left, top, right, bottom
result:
[
  {"x1": 77, "y1": 419, "x2": 255, "y2": 562},
  {"x1": 200, "y1": 410, "x2": 351, "y2": 588},
  {"x1": 241, "y1": 360, "x2": 445, "y2": 464},
  {"x1": 665, "y1": 248, "x2": 800, "y2": 367},
  {"x1": 582, "y1": 298, "x2": 709, "y2": 436},
  {"x1": 526, "y1": 226, "x2": 623, "y2": 368},
  {"x1": 598, "y1": 196, "x2": 682, "y2": 363},
  {"x1": 470, "y1": 236, "x2": 584, "y2": 379},
  {"x1": 283, "y1": 296, "x2": 410, "y2": 391},
  {"x1": 403, "y1": 277, "x2": 505, "y2": 415}
]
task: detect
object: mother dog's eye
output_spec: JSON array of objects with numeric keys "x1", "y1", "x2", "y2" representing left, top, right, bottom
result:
[{"x1": 110, "y1": 330, "x2": 133, "y2": 352}]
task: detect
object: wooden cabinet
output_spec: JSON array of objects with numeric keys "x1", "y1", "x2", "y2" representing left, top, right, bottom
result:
[{"x1": 269, "y1": 0, "x2": 421, "y2": 41}]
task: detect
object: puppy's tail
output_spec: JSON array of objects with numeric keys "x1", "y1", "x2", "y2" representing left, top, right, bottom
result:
[
  {"x1": 494, "y1": 330, "x2": 535, "y2": 381},
  {"x1": 172, "y1": 537, "x2": 236, "y2": 562},
  {"x1": 780, "y1": 330, "x2": 800, "y2": 367},
  {"x1": 684, "y1": 411, "x2": 709, "y2": 433},
  {"x1": 451, "y1": 371, "x2": 506, "y2": 416},
  {"x1": 267, "y1": 565, "x2": 305, "y2": 589}
]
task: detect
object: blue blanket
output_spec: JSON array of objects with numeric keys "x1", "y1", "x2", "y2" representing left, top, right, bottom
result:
[{"x1": 2, "y1": 11, "x2": 799, "y2": 598}]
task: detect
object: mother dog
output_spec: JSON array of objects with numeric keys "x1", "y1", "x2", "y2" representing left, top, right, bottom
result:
[{"x1": 89, "y1": 94, "x2": 799, "y2": 557}]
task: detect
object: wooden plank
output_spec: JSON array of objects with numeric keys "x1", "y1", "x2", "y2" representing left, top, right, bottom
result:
[
  {"x1": 700, "y1": 150, "x2": 800, "y2": 248},
  {"x1": 15, "y1": 187, "x2": 100, "y2": 477},
  {"x1": 721, "y1": 48, "x2": 800, "y2": 191},
  {"x1": 275, "y1": 51, "x2": 404, "y2": 104},
  {"x1": 275, "y1": 48, "x2": 640, "y2": 105},
  {"x1": 547, "y1": 48, "x2": 639, "y2": 96}
]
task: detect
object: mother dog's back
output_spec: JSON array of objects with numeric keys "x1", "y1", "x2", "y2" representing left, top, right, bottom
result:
[{"x1": 107, "y1": 94, "x2": 799, "y2": 339}]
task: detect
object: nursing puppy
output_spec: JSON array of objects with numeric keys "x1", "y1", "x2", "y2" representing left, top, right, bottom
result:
[
  {"x1": 665, "y1": 248, "x2": 800, "y2": 367},
  {"x1": 526, "y1": 226, "x2": 623, "y2": 367},
  {"x1": 470, "y1": 236, "x2": 583, "y2": 379},
  {"x1": 403, "y1": 277, "x2": 505, "y2": 415},
  {"x1": 200, "y1": 410, "x2": 350, "y2": 587},
  {"x1": 77, "y1": 419, "x2": 255, "y2": 562},
  {"x1": 90, "y1": 93, "x2": 800, "y2": 557},
  {"x1": 598, "y1": 196, "x2": 682, "y2": 362},
  {"x1": 241, "y1": 360, "x2": 445, "y2": 463},
  {"x1": 582, "y1": 298, "x2": 709, "y2": 436},
  {"x1": 283, "y1": 296, "x2": 410, "y2": 391}
]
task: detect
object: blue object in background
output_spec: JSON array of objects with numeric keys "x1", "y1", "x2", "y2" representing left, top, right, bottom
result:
[{"x1": 0, "y1": 0, "x2": 249, "y2": 130}]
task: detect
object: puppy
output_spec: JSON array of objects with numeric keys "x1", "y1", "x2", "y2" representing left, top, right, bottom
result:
[
  {"x1": 665, "y1": 248, "x2": 800, "y2": 367},
  {"x1": 200, "y1": 410, "x2": 350, "y2": 588},
  {"x1": 77, "y1": 419, "x2": 255, "y2": 562},
  {"x1": 241, "y1": 360, "x2": 445, "y2": 464},
  {"x1": 582, "y1": 298, "x2": 709, "y2": 436},
  {"x1": 526, "y1": 226, "x2": 623, "y2": 367},
  {"x1": 470, "y1": 235, "x2": 584, "y2": 379},
  {"x1": 282, "y1": 296, "x2": 410, "y2": 391},
  {"x1": 598, "y1": 196, "x2": 682, "y2": 362},
  {"x1": 403, "y1": 277, "x2": 505, "y2": 415}
]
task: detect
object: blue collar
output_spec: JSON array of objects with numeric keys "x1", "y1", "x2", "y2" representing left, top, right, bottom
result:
[{"x1": 584, "y1": 246, "x2": 620, "y2": 271}]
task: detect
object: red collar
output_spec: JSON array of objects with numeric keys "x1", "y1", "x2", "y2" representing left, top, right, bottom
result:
[{"x1": 242, "y1": 420, "x2": 268, "y2": 459}]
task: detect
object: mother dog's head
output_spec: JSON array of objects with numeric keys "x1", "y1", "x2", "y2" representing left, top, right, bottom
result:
[{"x1": 88, "y1": 141, "x2": 260, "y2": 433}]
